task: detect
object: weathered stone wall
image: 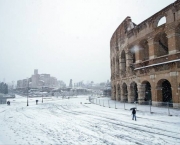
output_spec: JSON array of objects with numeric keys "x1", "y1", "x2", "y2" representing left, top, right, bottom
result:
[{"x1": 110, "y1": 0, "x2": 180, "y2": 108}]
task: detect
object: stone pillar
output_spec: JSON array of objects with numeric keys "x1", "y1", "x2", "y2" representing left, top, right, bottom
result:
[
  {"x1": 117, "y1": 85, "x2": 121, "y2": 101},
  {"x1": 114, "y1": 57, "x2": 117, "y2": 79},
  {"x1": 121, "y1": 85, "x2": 128, "y2": 102},
  {"x1": 152, "y1": 84, "x2": 163, "y2": 107},
  {"x1": 137, "y1": 84, "x2": 146, "y2": 104},
  {"x1": 151, "y1": 82, "x2": 156, "y2": 102},
  {"x1": 126, "y1": 50, "x2": 134, "y2": 76},
  {"x1": 170, "y1": 71, "x2": 179, "y2": 108},
  {"x1": 166, "y1": 28, "x2": 180, "y2": 54},
  {"x1": 177, "y1": 87, "x2": 180, "y2": 108},
  {"x1": 127, "y1": 85, "x2": 134, "y2": 103},
  {"x1": 116, "y1": 56, "x2": 120, "y2": 79},
  {"x1": 116, "y1": 84, "x2": 119, "y2": 101},
  {"x1": 147, "y1": 37, "x2": 156, "y2": 59},
  {"x1": 120, "y1": 86, "x2": 124, "y2": 102},
  {"x1": 111, "y1": 83, "x2": 115, "y2": 100}
]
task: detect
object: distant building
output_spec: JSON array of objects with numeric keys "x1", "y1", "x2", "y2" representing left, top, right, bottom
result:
[
  {"x1": 69, "y1": 79, "x2": 72, "y2": 88},
  {"x1": 16, "y1": 69, "x2": 59, "y2": 89}
]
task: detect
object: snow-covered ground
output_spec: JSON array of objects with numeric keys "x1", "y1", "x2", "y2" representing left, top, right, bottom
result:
[{"x1": 0, "y1": 95, "x2": 180, "y2": 145}]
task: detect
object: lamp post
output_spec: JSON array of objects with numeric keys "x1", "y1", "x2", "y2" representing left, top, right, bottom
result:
[
  {"x1": 42, "y1": 84, "x2": 44, "y2": 103},
  {"x1": 27, "y1": 78, "x2": 29, "y2": 106}
]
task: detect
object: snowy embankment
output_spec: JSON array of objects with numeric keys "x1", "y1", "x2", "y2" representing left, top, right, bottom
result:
[{"x1": 0, "y1": 95, "x2": 180, "y2": 145}]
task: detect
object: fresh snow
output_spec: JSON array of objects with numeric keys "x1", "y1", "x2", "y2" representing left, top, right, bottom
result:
[{"x1": 0, "y1": 95, "x2": 180, "y2": 145}]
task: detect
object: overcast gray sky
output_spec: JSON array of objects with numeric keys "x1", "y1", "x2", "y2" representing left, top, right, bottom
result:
[{"x1": 0, "y1": 0, "x2": 175, "y2": 85}]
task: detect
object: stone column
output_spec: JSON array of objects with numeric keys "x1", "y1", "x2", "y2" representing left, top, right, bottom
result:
[
  {"x1": 147, "y1": 37, "x2": 156, "y2": 59},
  {"x1": 111, "y1": 83, "x2": 115, "y2": 100},
  {"x1": 170, "y1": 71, "x2": 179, "y2": 108},
  {"x1": 126, "y1": 50, "x2": 134, "y2": 76},
  {"x1": 166, "y1": 28, "x2": 180, "y2": 54},
  {"x1": 116, "y1": 84, "x2": 119, "y2": 101},
  {"x1": 127, "y1": 85, "x2": 134, "y2": 103},
  {"x1": 121, "y1": 85, "x2": 127, "y2": 102},
  {"x1": 137, "y1": 84, "x2": 146, "y2": 104}
]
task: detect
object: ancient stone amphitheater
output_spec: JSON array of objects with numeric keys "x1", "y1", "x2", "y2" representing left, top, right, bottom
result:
[{"x1": 110, "y1": 0, "x2": 180, "y2": 108}]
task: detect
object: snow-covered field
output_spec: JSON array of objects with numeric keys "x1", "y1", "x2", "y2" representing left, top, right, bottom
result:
[{"x1": 0, "y1": 95, "x2": 180, "y2": 145}]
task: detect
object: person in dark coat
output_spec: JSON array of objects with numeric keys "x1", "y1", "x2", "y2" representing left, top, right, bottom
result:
[
  {"x1": 132, "y1": 108, "x2": 136, "y2": 121},
  {"x1": 36, "y1": 100, "x2": 38, "y2": 105}
]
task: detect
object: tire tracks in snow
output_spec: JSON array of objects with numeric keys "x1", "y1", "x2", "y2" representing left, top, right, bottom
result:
[{"x1": 53, "y1": 103, "x2": 180, "y2": 142}]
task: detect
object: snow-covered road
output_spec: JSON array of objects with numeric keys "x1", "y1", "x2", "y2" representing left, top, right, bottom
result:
[{"x1": 0, "y1": 95, "x2": 180, "y2": 145}]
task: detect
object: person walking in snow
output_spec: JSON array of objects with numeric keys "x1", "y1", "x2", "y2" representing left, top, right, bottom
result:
[{"x1": 132, "y1": 108, "x2": 136, "y2": 121}]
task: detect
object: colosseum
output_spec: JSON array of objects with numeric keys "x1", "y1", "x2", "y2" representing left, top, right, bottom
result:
[{"x1": 110, "y1": 0, "x2": 180, "y2": 108}]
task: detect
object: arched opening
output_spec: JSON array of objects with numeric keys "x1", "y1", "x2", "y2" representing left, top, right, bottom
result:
[
  {"x1": 142, "y1": 81, "x2": 152, "y2": 101},
  {"x1": 157, "y1": 79, "x2": 172, "y2": 105},
  {"x1": 130, "y1": 82, "x2": 138, "y2": 102},
  {"x1": 122, "y1": 83, "x2": 128, "y2": 101},
  {"x1": 162, "y1": 80, "x2": 172, "y2": 103},
  {"x1": 114, "y1": 85, "x2": 116, "y2": 100},
  {"x1": 157, "y1": 16, "x2": 166, "y2": 27},
  {"x1": 139, "y1": 40, "x2": 149, "y2": 61},
  {"x1": 154, "y1": 32, "x2": 168, "y2": 57},
  {"x1": 117, "y1": 84, "x2": 121, "y2": 101},
  {"x1": 121, "y1": 50, "x2": 126, "y2": 76},
  {"x1": 116, "y1": 56, "x2": 120, "y2": 75}
]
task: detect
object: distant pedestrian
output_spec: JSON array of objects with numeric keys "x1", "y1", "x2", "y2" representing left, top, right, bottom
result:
[
  {"x1": 36, "y1": 100, "x2": 38, "y2": 105},
  {"x1": 7, "y1": 101, "x2": 10, "y2": 106},
  {"x1": 132, "y1": 108, "x2": 136, "y2": 121}
]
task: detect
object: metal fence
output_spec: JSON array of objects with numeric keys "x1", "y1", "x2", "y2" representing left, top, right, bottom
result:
[{"x1": 89, "y1": 96, "x2": 180, "y2": 116}]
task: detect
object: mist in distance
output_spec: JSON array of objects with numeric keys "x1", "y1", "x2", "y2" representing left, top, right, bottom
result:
[{"x1": 0, "y1": 0, "x2": 175, "y2": 85}]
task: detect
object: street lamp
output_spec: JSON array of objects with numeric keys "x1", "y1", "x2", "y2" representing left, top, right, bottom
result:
[
  {"x1": 27, "y1": 78, "x2": 29, "y2": 106},
  {"x1": 26, "y1": 78, "x2": 32, "y2": 106}
]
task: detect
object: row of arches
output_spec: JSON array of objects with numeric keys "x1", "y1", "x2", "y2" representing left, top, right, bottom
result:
[
  {"x1": 111, "y1": 24, "x2": 180, "y2": 77},
  {"x1": 113, "y1": 79, "x2": 173, "y2": 104}
]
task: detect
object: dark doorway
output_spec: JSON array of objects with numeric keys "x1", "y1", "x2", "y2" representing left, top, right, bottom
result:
[{"x1": 162, "y1": 80, "x2": 172, "y2": 103}]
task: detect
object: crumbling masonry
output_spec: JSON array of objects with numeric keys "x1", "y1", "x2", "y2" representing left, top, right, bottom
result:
[{"x1": 110, "y1": 0, "x2": 180, "y2": 108}]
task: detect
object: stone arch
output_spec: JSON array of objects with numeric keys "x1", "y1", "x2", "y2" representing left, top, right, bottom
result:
[
  {"x1": 153, "y1": 15, "x2": 167, "y2": 28},
  {"x1": 117, "y1": 84, "x2": 121, "y2": 101},
  {"x1": 154, "y1": 32, "x2": 168, "y2": 57},
  {"x1": 139, "y1": 39, "x2": 149, "y2": 61},
  {"x1": 156, "y1": 79, "x2": 172, "y2": 104},
  {"x1": 122, "y1": 83, "x2": 128, "y2": 102},
  {"x1": 129, "y1": 81, "x2": 138, "y2": 102},
  {"x1": 121, "y1": 50, "x2": 126, "y2": 76},
  {"x1": 142, "y1": 81, "x2": 152, "y2": 101},
  {"x1": 157, "y1": 16, "x2": 166, "y2": 27},
  {"x1": 175, "y1": 23, "x2": 180, "y2": 51}
]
